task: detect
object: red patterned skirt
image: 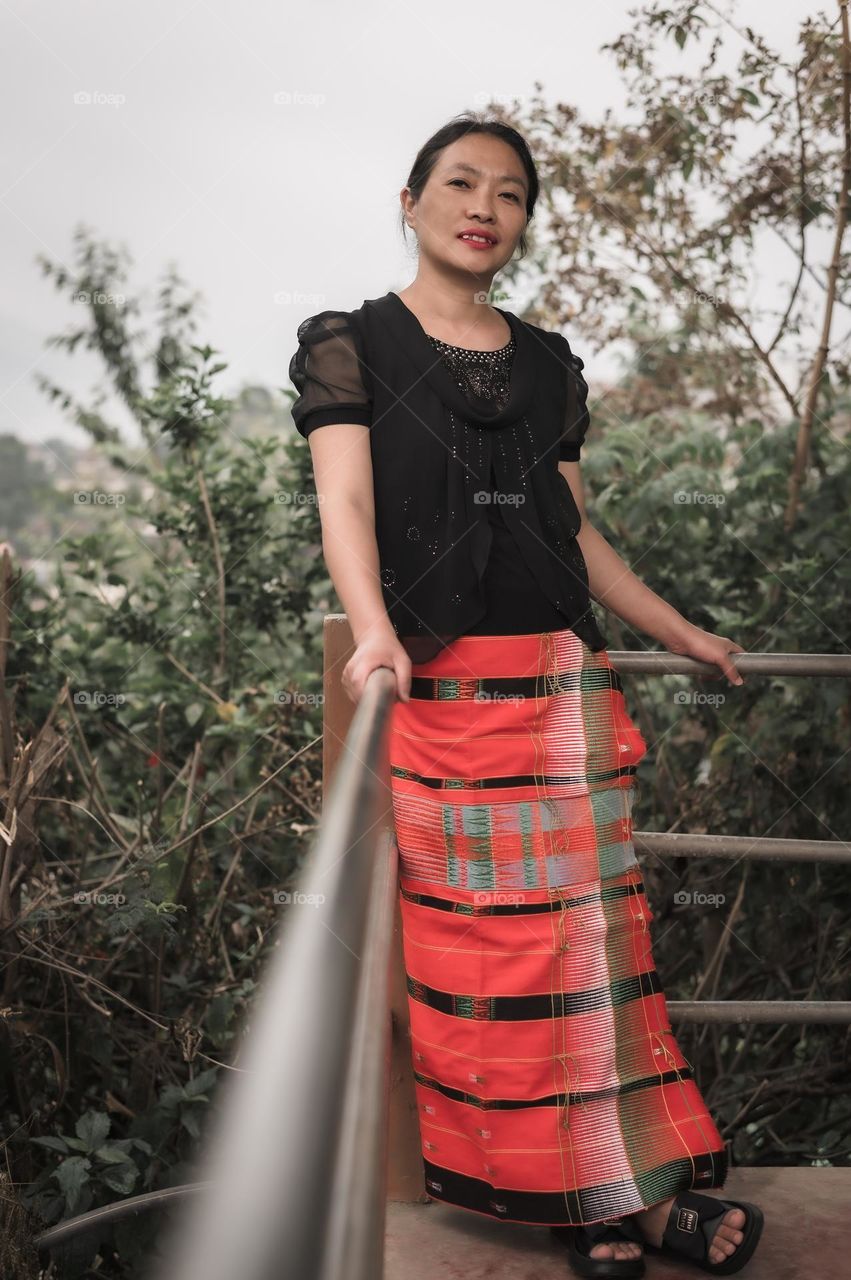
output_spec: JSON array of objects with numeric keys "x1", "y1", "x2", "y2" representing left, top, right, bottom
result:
[{"x1": 389, "y1": 627, "x2": 728, "y2": 1227}]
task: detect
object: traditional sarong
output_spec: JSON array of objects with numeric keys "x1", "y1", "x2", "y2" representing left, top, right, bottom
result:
[{"x1": 389, "y1": 627, "x2": 729, "y2": 1227}]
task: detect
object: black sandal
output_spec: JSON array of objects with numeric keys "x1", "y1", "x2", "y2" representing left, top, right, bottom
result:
[
  {"x1": 641, "y1": 1190, "x2": 764, "y2": 1274},
  {"x1": 550, "y1": 1216, "x2": 646, "y2": 1277}
]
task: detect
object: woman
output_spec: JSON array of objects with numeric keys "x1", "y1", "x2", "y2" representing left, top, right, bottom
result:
[{"x1": 288, "y1": 114, "x2": 764, "y2": 1278}]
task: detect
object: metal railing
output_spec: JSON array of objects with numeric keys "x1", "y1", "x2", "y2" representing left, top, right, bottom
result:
[
  {"x1": 141, "y1": 657, "x2": 399, "y2": 1280},
  {"x1": 613, "y1": 648, "x2": 851, "y2": 1028},
  {"x1": 33, "y1": 630, "x2": 851, "y2": 1279}
]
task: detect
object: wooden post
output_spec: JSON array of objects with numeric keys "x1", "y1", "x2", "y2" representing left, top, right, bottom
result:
[{"x1": 322, "y1": 616, "x2": 428, "y2": 1203}]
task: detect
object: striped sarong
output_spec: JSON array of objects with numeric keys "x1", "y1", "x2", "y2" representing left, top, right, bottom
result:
[{"x1": 389, "y1": 627, "x2": 729, "y2": 1226}]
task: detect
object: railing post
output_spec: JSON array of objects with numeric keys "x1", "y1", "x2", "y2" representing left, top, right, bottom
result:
[{"x1": 323, "y1": 617, "x2": 428, "y2": 1204}]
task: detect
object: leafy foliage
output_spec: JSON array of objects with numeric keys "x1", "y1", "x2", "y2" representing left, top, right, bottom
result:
[{"x1": 3, "y1": 234, "x2": 334, "y2": 1278}]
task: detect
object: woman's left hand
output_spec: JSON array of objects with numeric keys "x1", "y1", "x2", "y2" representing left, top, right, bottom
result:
[{"x1": 666, "y1": 624, "x2": 746, "y2": 687}]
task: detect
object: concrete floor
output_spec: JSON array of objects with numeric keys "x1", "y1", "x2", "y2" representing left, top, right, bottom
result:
[{"x1": 385, "y1": 1168, "x2": 849, "y2": 1279}]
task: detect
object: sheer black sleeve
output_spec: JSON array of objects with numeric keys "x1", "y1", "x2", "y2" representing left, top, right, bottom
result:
[
  {"x1": 557, "y1": 337, "x2": 592, "y2": 462},
  {"x1": 287, "y1": 310, "x2": 373, "y2": 438}
]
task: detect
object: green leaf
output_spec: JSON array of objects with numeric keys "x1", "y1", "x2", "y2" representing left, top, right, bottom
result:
[
  {"x1": 674, "y1": 25, "x2": 686, "y2": 48},
  {"x1": 181, "y1": 1110, "x2": 202, "y2": 1139},
  {"x1": 183, "y1": 1066, "x2": 219, "y2": 1098},
  {"x1": 75, "y1": 1110, "x2": 110, "y2": 1151},
  {"x1": 185, "y1": 701, "x2": 205, "y2": 726},
  {"x1": 53, "y1": 1156, "x2": 91, "y2": 1215},
  {"x1": 30, "y1": 1135, "x2": 70, "y2": 1154},
  {"x1": 100, "y1": 1162, "x2": 139, "y2": 1195},
  {"x1": 94, "y1": 1144, "x2": 135, "y2": 1165},
  {"x1": 61, "y1": 1137, "x2": 91, "y2": 1153}
]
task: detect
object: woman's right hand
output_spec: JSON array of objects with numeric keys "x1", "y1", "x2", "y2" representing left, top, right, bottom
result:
[{"x1": 342, "y1": 630, "x2": 412, "y2": 707}]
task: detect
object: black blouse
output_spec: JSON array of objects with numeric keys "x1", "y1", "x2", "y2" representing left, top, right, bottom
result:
[
  {"x1": 288, "y1": 290, "x2": 608, "y2": 663},
  {"x1": 425, "y1": 332, "x2": 576, "y2": 639}
]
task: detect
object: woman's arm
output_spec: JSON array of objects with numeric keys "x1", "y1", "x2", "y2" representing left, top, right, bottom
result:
[
  {"x1": 306, "y1": 424, "x2": 411, "y2": 701},
  {"x1": 558, "y1": 460, "x2": 745, "y2": 686},
  {"x1": 307, "y1": 424, "x2": 393, "y2": 644}
]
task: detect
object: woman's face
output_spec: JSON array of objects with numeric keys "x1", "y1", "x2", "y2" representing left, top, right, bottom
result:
[{"x1": 402, "y1": 134, "x2": 529, "y2": 284}]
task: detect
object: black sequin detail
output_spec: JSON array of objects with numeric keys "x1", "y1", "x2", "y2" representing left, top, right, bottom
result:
[{"x1": 426, "y1": 334, "x2": 515, "y2": 409}]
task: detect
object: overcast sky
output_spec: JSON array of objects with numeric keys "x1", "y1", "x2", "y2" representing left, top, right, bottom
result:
[{"x1": 1, "y1": 0, "x2": 834, "y2": 449}]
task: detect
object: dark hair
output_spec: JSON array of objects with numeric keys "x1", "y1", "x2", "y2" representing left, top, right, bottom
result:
[{"x1": 400, "y1": 111, "x2": 539, "y2": 259}]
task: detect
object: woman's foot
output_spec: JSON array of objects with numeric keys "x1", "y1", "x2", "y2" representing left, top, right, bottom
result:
[
  {"x1": 631, "y1": 1194, "x2": 746, "y2": 1266},
  {"x1": 586, "y1": 1235, "x2": 643, "y2": 1262},
  {"x1": 551, "y1": 1220, "x2": 644, "y2": 1264}
]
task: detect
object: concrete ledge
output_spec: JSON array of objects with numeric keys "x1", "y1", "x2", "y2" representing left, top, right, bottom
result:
[{"x1": 385, "y1": 1168, "x2": 849, "y2": 1279}]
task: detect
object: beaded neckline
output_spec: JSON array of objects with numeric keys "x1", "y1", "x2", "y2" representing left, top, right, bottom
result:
[
  {"x1": 427, "y1": 334, "x2": 515, "y2": 357},
  {"x1": 427, "y1": 333, "x2": 515, "y2": 409},
  {"x1": 376, "y1": 292, "x2": 536, "y2": 426}
]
